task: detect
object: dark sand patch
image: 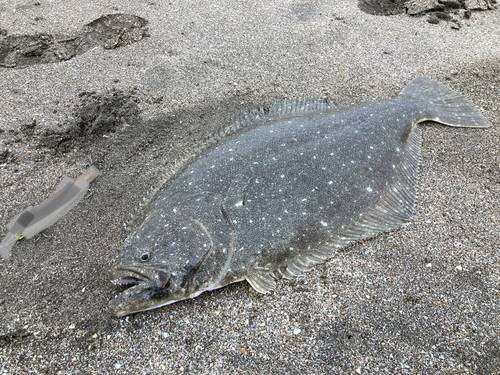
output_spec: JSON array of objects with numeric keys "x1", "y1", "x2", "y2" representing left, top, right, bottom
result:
[
  {"x1": 0, "y1": 14, "x2": 149, "y2": 68},
  {"x1": 39, "y1": 89, "x2": 140, "y2": 154}
]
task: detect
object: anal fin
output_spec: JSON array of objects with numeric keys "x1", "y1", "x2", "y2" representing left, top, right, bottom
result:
[{"x1": 273, "y1": 124, "x2": 423, "y2": 281}]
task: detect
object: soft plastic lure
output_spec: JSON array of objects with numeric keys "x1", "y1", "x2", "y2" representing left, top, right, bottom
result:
[{"x1": 0, "y1": 166, "x2": 100, "y2": 259}]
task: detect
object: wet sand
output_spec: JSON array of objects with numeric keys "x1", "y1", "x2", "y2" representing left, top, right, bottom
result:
[{"x1": 0, "y1": 1, "x2": 499, "y2": 373}]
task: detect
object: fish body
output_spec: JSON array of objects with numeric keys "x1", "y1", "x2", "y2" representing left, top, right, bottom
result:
[{"x1": 109, "y1": 77, "x2": 491, "y2": 317}]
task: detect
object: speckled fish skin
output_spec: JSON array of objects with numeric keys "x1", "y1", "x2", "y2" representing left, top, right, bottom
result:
[{"x1": 109, "y1": 77, "x2": 491, "y2": 317}]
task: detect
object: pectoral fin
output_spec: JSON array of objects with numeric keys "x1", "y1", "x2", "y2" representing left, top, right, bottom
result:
[{"x1": 246, "y1": 272, "x2": 276, "y2": 294}]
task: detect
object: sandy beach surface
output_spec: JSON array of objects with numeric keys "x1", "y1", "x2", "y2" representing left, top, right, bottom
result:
[{"x1": 0, "y1": 1, "x2": 499, "y2": 374}]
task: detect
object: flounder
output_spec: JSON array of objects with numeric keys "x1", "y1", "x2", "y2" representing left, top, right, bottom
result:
[{"x1": 109, "y1": 77, "x2": 491, "y2": 317}]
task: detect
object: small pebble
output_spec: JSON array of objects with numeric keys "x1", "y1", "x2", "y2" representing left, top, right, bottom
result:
[
  {"x1": 428, "y1": 15, "x2": 440, "y2": 24},
  {"x1": 456, "y1": 265, "x2": 463, "y2": 271},
  {"x1": 293, "y1": 328, "x2": 301, "y2": 335}
]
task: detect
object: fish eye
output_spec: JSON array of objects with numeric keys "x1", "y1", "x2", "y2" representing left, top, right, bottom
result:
[{"x1": 140, "y1": 252, "x2": 150, "y2": 262}]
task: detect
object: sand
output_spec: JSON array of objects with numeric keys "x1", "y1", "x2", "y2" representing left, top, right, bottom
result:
[{"x1": 0, "y1": 1, "x2": 499, "y2": 373}]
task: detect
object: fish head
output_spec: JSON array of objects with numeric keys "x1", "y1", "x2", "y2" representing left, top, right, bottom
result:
[{"x1": 109, "y1": 215, "x2": 221, "y2": 317}]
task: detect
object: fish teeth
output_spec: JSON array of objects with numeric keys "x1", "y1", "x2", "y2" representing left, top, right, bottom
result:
[{"x1": 112, "y1": 277, "x2": 139, "y2": 286}]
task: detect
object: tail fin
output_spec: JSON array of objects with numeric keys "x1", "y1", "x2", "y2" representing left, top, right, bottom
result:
[{"x1": 400, "y1": 77, "x2": 492, "y2": 128}]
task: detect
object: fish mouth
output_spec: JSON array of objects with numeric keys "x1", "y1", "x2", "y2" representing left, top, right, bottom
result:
[
  {"x1": 109, "y1": 265, "x2": 173, "y2": 317},
  {"x1": 112, "y1": 276, "x2": 143, "y2": 286},
  {"x1": 110, "y1": 265, "x2": 171, "y2": 290}
]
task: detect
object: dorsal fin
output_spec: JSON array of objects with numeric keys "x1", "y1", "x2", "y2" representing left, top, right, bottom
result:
[
  {"x1": 203, "y1": 97, "x2": 338, "y2": 145},
  {"x1": 268, "y1": 97, "x2": 336, "y2": 118},
  {"x1": 275, "y1": 124, "x2": 422, "y2": 280}
]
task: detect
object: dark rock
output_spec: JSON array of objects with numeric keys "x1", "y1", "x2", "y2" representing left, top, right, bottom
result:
[
  {"x1": 438, "y1": 0, "x2": 463, "y2": 8},
  {"x1": 428, "y1": 14, "x2": 441, "y2": 23},
  {"x1": 465, "y1": 0, "x2": 497, "y2": 10},
  {"x1": 0, "y1": 147, "x2": 9, "y2": 163},
  {"x1": 435, "y1": 11, "x2": 453, "y2": 19},
  {"x1": 358, "y1": 0, "x2": 408, "y2": 15}
]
